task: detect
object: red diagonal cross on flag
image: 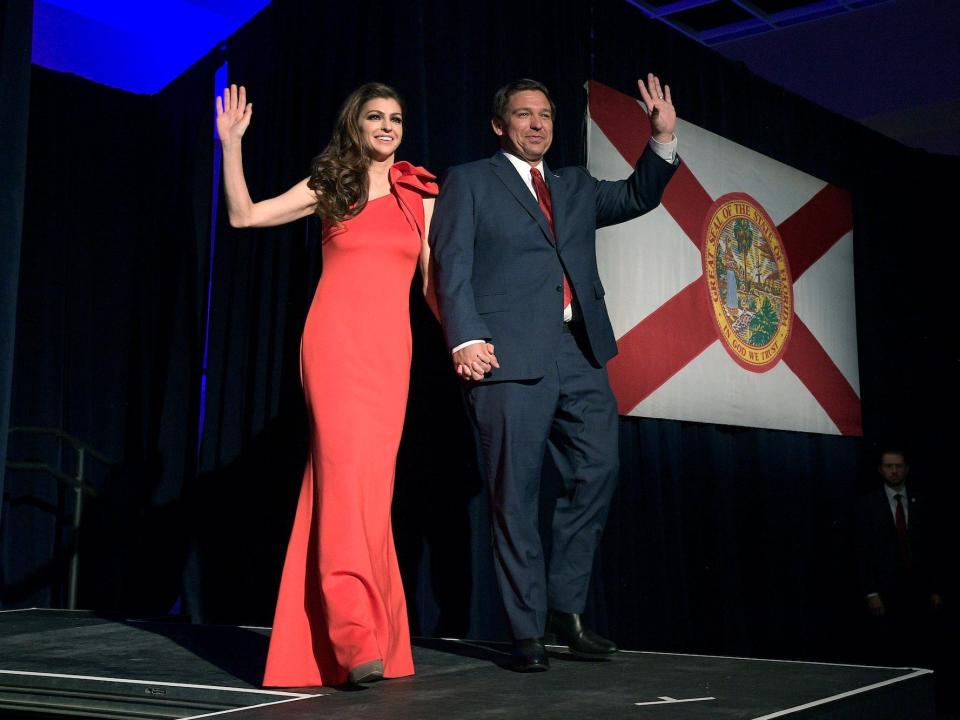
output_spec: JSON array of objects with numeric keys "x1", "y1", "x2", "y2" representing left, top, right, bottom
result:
[{"x1": 588, "y1": 80, "x2": 861, "y2": 435}]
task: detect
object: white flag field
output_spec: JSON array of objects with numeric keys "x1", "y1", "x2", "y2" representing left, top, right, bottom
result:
[{"x1": 588, "y1": 80, "x2": 861, "y2": 435}]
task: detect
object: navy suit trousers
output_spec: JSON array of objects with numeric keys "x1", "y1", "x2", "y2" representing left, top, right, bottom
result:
[{"x1": 466, "y1": 325, "x2": 619, "y2": 640}]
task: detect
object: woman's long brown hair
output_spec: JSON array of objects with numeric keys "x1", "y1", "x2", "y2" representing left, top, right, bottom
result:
[{"x1": 308, "y1": 82, "x2": 403, "y2": 225}]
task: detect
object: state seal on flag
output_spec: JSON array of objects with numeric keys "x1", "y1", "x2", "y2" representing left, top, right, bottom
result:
[{"x1": 703, "y1": 193, "x2": 793, "y2": 372}]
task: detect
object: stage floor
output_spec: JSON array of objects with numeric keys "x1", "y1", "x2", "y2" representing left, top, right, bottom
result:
[{"x1": 0, "y1": 609, "x2": 935, "y2": 719}]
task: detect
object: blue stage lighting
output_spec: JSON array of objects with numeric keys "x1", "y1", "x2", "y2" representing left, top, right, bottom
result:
[{"x1": 32, "y1": 0, "x2": 270, "y2": 94}]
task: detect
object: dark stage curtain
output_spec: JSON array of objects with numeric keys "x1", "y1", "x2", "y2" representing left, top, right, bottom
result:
[
  {"x1": 0, "y1": 1, "x2": 32, "y2": 528},
  {"x1": 3, "y1": 58, "x2": 217, "y2": 610},
  {"x1": 5, "y1": 0, "x2": 957, "y2": 672}
]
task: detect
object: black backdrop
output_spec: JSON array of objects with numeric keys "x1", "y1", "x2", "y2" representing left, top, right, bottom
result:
[
  {"x1": 0, "y1": 0, "x2": 32, "y2": 529},
  {"x1": 3, "y1": 0, "x2": 957, "y2": 668}
]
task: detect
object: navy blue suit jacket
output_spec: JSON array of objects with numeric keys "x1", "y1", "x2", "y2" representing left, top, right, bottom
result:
[
  {"x1": 855, "y1": 486, "x2": 941, "y2": 600},
  {"x1": 429, "y1": 148, "x2": 678, "y2": 382}
]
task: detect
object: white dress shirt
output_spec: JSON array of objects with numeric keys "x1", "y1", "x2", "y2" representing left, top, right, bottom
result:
[{"x1": 885, "y1": 483, "x2": 909, "y2": 526}]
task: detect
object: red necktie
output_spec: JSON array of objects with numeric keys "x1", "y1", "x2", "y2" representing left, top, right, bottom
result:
[
  {"x1": 531, "y1": 167, "x2": 573, "y2": 311},
  {"x1": 894, "y1": 494, "x2": 912, "y2": 568}
]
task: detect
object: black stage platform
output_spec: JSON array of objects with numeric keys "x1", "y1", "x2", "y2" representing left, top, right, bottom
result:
[{"x1": 0, "y1": 609, "x2": 935, "y2": 719}]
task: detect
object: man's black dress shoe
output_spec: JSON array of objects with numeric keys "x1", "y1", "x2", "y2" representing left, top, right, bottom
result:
[
  {"x1": 545, "y1": 611, "x2": 618, "y2": 658},
  {"x1": 511, "y1": 638, "x2": 550, "y2": 672}
]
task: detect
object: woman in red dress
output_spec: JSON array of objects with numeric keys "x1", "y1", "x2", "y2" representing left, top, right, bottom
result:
[{"x1": 215, "y1": 82, "x2": 437, "y2": 687}]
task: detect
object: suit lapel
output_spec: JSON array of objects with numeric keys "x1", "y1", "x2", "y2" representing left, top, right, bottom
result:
[
  {"x1": 490, "y1": 153, "x2": 554, "y2": 244},
  {"x1": 907, "y1": 492, "x2": 921, "y2": 531},
  {"x1": 544, "y1": 163, "x2": 568, "y2": 249}
]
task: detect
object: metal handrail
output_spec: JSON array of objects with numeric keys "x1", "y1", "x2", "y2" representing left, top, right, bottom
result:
[
  {"x1": 8, "y1": 426, "x2": 113, "y2": 465},
  {"x1": 5, "y1": 427, "x2": 114, "y2": 609},
  {"x1": 5, "y1": 462, "x2": 99, "y2": 496}
]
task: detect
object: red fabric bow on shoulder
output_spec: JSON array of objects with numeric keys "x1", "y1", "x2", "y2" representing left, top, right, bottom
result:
[{"x1": 389, "y1": 161, "x2": 438, "y2": 238}]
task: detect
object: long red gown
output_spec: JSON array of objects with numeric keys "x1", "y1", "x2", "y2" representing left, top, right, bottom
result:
[{"x1": 262, "y1": 162, "x2": 437, "y2": 687}]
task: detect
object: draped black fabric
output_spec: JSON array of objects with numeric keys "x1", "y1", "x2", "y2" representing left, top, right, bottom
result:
[
  {"x1": 0, "y1": 0, "x2": 32, "y2": 528},
  {"x1": 3, "y1": 57, "x2": 216, "y2": 609},
  {"x1": 4, "y1": 0, "x2": 957, "y2": 669}
]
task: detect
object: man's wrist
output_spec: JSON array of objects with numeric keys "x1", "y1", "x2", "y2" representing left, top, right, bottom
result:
[
  {"x1": 648, "y1": 134, "x2": 678, "y2": 163},
  {"x1": 452, "y1": 339, "x2": 485, "y2": 354}
]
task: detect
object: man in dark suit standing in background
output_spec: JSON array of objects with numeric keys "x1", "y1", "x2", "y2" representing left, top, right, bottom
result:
[
  {"x1": 855, "y1": 447, "x2": 943, "y2": 667},
  {"x1": 429, "y1": 74, "x2": 679, "y2": 671}
]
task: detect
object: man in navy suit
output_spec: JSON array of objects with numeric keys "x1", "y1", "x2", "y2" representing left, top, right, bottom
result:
[
  {"x1": 429, "y1": 75, "x2": 679, "y2": 671},
  {"x1": 855, "y1": 447, "x2": 943, "y2": 666}
]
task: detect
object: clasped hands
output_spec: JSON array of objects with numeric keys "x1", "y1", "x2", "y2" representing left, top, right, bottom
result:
[{"x1": 454, "y1": 342, "x2": 499, "y2": 382}]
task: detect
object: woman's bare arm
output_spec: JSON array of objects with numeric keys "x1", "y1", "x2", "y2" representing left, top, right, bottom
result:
[
  {"x1": 216, "y1": 84, "x2": 316, "y2": 228},
  {"x1": 419, "y1": 197, "x2": 439, "y2": 320}
]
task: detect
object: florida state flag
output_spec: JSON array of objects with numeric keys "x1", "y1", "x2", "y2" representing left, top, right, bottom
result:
[{"x1": 588, "y1": 80, "x2": 861, "y2": 435}]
